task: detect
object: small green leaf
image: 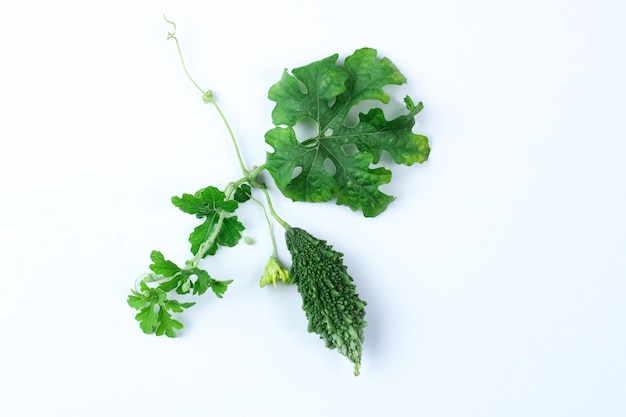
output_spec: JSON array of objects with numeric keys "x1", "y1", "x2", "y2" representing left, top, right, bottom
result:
[
  {"x1": 157, "y1": 274, "x2": 192, "y2": 295},
  {"x1": 149, "y1": 250, "x2": 181, "y2": 277},
  {"x1": 127, "y1": 291, "x2": 149, "y2": 309},
  {"x1": 163, "y1": 299, "x2": 196, "y2": 313},
  {"x1": 189, "y1": 267, "x2": 212, "y2": 295},
  {"x1": 135, "y1": 305, "x2": 158, "y2": 334},
  {"x1": 128, "y1": 280, "x2": 196, "y2": 337},
  {"x1": 155, "y1": 308, "x2": 184, "y2": 337},
  {"x1": 218, "y1": 217, "x2": 246, "y2": 248},
  {"x1": 211, "y1": 279, "x2": 233, "y2": 298},
  {"x1": 189, "y1": 213, "x2": 245, "y2": 257},
  {"x1": 233, "y1": 184, "x2": 252, "y2": 203},
  {"x1": 172, "y1": 186, "x2": 238, "y2": 217},
  {"x1": 170, "y1": 193, "x2": 207, "y2": 215},
  {"x1": 157, "y1": 278, "x2": 181, "y2": 292},
  {"x1": 189, "y1": 212, "x2": 220, "y2": 256},
  {"x1": 195, "y1": 186, "x2": 238, "y2": 213},
  {"x1": 173, "y1": 185, "x2": 245, "y2": 257}
]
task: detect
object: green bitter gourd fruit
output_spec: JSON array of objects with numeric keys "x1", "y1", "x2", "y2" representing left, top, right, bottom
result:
[{"x1": 285, "y1": 227, "x2": 368, "y2": 375}]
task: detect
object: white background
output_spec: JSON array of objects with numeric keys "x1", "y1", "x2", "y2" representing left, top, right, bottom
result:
[{"x1": 1, "y1": 0, "x2": 625, "y2": 416}]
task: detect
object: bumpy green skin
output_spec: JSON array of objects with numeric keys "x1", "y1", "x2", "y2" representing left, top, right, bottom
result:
[{"x1": 285, "y1": 227, "x2": 367, "y2": 375}]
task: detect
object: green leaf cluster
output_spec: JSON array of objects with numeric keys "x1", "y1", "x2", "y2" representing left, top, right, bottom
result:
[
  {"x1": 128, "y1": 281, "x2": 195, "y2": 337},
  {"x1": 149, "y1": 250, "x2": 232, "y2": 297},
  {"x1": 265, "y1": 47, "x2": 430, "y2": 217},
  {"x1": 128, "y1": 185, "x2": 245, "y2": 337}
]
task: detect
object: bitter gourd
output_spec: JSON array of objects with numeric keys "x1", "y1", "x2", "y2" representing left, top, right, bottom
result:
[{"x1": 285, "y1": 227, "x2": 368, "y2": 375}]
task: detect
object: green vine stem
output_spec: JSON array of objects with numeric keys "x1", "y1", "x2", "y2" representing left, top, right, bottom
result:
[
  {"x1": 162, "y1": 15, "x2": 292, "y2": 270},
  {"x1": 164, "y1": 15, "x2": 247, "y2": 177},
  {"x1": 260, "y1": 187, "x2": 291, "y2": 230},
  {"x1": 250, "y1": 195, "x2": 278, "y2": 257},
  {"x1": 190, "y1": 210, "x2": 227, "y2": 266}
]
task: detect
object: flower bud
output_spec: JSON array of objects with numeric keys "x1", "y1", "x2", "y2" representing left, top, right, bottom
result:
[
  {"x1": 202, "y1": 90, "x2": 214, "y2": 104},
  {"x1": 260, "y1": 256, "x2": 291, "y2": 288}
]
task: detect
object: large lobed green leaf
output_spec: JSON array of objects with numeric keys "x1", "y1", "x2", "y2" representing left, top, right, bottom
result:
[{"x1": 265, "y1": 47, "x2": 429, "y2": 217}]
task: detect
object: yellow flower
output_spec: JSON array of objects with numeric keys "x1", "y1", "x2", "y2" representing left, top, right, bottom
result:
[{"x1": 260, "y1": 256, "x2": 291, "y2": 288}]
